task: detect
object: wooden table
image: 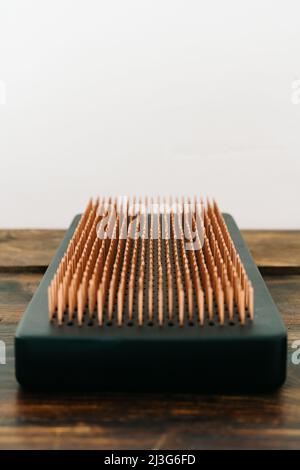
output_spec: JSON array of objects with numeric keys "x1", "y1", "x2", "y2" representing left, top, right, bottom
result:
[{"x1": 0, "y1": 229, "x2": 300, "y2": 450}]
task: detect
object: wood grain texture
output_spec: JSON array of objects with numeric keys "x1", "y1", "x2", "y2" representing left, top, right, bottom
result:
[
  {"x1": 0, "y1": 230, "x2": 64, "y2": 269},
  {"x1": 0, "y1": 273, "x2": 41, "y2": 325},
  {"x1": 0, "y1": 229, "x2": 300, "y2": 449},
  {"x1": 243, "y1": 230, "x2": 300, "y2": 269}
]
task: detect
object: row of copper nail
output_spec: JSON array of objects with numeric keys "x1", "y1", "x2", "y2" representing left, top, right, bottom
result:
[{"x1": 48, "y1": 197, "x2": 254, "y2": 326}]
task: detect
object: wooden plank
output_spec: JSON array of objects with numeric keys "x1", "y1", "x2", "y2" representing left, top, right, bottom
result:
[
  {"x1": 243, "y1": 230, "x2": 300, "y2": 269},
  {"x1": 0, "y1": 272, "x2": 300, "y2": 449},
  {"x1": 0, "y1": 273, "x2": 42, "y2": 325},
  {"x1": 0, "y1": 230, "x2": 64, "y2": 269},
  {"x1": 0, "y1": 229, "x2": 300, "y2": 270},
  {"x1": 264, "y1": 276, "x2": 300, "y2": 329}
]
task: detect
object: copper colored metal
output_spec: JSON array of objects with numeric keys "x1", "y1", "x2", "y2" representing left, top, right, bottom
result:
[{"x1": 48, "y1": 197, "x2": 254, "y2": 326}]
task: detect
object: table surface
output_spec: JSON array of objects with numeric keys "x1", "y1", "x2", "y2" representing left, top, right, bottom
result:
[{"x1": 0, "y1": 228, "x2": 300, "y2": 450}]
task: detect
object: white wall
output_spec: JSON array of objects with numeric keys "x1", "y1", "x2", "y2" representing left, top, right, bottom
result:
[{"x1": 0, "y1": 0, "x2": 300, "y2": 229}]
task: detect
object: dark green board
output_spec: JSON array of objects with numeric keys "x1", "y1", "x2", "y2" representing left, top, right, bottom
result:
[{"x1": 15, "y1": 214, "x2": 287, "y2": 392}]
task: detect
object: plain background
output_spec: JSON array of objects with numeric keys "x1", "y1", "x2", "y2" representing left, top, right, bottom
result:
[{"x1": 0, "y1": 0, "x2": 299, "y2": 229}]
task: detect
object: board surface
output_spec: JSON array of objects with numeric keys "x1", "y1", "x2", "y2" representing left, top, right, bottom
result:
[{"x1": 15, "y1": 214, "x2": 287, "y2": 392}]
